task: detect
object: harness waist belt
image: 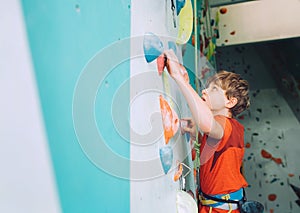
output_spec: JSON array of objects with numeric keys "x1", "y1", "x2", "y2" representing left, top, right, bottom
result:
[{"x1": 200, "y1": 188, "x2": 245, "y2": 209}]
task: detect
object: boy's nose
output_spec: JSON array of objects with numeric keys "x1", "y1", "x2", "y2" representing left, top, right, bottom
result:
[{"x1": 202, "y1": 89, "x2": 207, "y2": 95}]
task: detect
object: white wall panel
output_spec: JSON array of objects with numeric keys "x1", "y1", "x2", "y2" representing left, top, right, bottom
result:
[
  {"x1": 211, "y1": 0, "x2": 300, "y2": 46},
  {"x1": 130, "y1": 0, "x2": 192, "y2": 212}
]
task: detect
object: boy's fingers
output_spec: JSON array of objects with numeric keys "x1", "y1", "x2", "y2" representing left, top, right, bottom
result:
[
  {"x1": 181, "y1": 126, "x2": 193, "y2": 133},
  {"x1": 180, "y1": 128, "x2": 189, "y2": 135}
]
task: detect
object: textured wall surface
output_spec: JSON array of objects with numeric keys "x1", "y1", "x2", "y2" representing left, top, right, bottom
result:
[
  {"x1": 130, "y1": 0, "x2": 194, "y2": 212},
  {"x1": 216, "y1": 44, "x2": 300, "y2": 213}
]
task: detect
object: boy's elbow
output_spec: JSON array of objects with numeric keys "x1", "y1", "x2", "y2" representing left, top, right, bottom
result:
[
  {"x1": 200, "y1": 120, "x2": 224, "y2": 140},
  {"x1": 198, "y1": 120, "x2": 213, "y2": 135},
  {"x1": 200, "y1": 126, "x2": 211, "y2": 135}
]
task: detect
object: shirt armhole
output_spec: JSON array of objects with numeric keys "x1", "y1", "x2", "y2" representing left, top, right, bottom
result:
[{"x1": 214, "y1": 116, "x2": 232, "y2": 151}]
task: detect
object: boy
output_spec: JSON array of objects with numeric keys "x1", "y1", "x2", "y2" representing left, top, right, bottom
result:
[{"x1": 163, "y1": 50, "x2": 250, "y2": 213}]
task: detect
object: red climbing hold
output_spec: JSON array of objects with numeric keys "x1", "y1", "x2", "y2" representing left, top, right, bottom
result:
[
  {"x1": 261, "y1": 149, "x2": 272, "y2": 159},
  {"x1": 238, "y1": 115, "x2": 244, "y2": 120},
  {"x1": 272, "y1": 157, "x2": 282, "y2": 165},
  {"x1": 220, "y1": 7, "x2": 227, "y2": 14},
  {"x1": 268, "y1": 194, "x2": 277, "y2": 201},
  {"x1": 157, "y1": 54, "x2": 166, "y2": 75}
]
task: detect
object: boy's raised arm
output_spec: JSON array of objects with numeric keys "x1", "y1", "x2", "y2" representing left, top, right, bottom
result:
[{"x1": 164, "y1": 50, "x2": 224, "y2": 141}]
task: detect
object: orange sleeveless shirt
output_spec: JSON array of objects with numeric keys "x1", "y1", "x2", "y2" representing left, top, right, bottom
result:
[{"x1": 200, "y1": 116, "x2": 248, "y2": 195}]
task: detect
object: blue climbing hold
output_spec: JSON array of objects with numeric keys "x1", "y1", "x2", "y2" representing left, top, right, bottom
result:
[
  {"x1": 143, "y1": 32, "x2": 164, "y2": 63},
  {"x1": 168, "y1": 41, "x2": 177, "y2": 53},
  {"x1": 159, "y1": 146, "x2": 173, "y2": 174},
  {"x1": 176, "y1": 0, "x2": 186, "y2": 15}
]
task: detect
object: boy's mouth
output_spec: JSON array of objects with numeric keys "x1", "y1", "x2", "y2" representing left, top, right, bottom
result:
[{"x1": 201, "y1": 97, "x2": 206, "y2": 101}]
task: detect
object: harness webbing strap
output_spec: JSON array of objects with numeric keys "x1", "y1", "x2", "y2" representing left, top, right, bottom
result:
[{"x1": 200, "y1": 188, "x2": 246, "y2": 205}]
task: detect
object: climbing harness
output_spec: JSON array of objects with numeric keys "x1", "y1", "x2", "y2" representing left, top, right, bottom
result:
[{"x1": 199, "y1": 188, "x2": 264, "y2": 213}]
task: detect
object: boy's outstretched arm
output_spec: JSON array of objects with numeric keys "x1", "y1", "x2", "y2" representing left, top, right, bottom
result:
[{"x1": 164, "y1": 50, "x2": 224, "y2": 140}]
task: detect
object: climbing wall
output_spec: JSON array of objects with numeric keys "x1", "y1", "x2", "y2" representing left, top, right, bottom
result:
[
  {"x1": 130, "y1": 0, "x2": 196, "y2": 212},
  {"x1": 254, "y1": 41, "x2": 300, "y2": 124},
  {"x1": 216, "y1": 44, "x2": 300, "y2": 213},
  {"x1": 16, "y1": 0, "x2": 202, "y2": 212},
  {"x1": 240, "y1": 89, "x2": 300, "y2": 213}
]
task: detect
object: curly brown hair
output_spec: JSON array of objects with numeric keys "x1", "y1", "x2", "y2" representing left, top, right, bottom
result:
[{"x1": 206, "y1": 70, "x2": 250, "y2": 116}]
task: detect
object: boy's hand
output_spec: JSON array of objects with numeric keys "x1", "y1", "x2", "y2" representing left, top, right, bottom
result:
[
  {"x1": 180, "y1": 118, "x2": 197, "y2": 141},
  {"x1": 164, "y1": 50, "x2": 189, "y2": 83}
]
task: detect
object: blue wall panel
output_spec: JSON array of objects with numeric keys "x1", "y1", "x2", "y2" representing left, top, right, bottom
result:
[{"x1": 20, "y1": 1, "x2": 131, "y2": 212}]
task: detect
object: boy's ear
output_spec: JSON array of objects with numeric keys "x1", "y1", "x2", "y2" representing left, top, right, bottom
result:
[{"x1": 226, "y1": 97, "x2": 238, "y2": 109}]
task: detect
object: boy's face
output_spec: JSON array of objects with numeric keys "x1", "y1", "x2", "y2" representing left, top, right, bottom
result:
[{"x1": 201, "y1": 82, "x2": 229, "y2": 113}]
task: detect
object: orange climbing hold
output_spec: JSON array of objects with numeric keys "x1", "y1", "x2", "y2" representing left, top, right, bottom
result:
[
  {"x1": 174, "y1": 163, "x2": 183, "y2": 181},
  {"x1": 191, "y1": 35, "x2": 195, "y2": 46},
  {"x1": 159, "y1": 95, "x2": 179, "y2": 144}
]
